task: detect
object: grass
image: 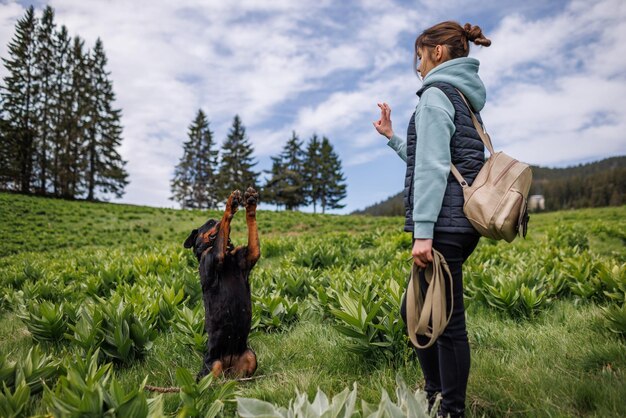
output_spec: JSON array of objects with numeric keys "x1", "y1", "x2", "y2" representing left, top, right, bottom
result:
[{"x1": 1, "y1": 192, "x2": 625, "y2": 417}]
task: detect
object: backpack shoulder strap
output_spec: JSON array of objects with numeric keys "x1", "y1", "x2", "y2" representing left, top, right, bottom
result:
[{"x1": 454, "y1": 88, "x2": 495, "y2": 155}]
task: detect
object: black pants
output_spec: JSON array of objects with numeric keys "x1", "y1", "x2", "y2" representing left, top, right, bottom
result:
[{"x1": 401, "y1": 232, "x2": 480, "y2": 418}]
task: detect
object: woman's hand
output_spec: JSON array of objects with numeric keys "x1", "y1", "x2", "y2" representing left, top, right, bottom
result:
[
  {"x1": 373, "y1": 102, "x2": 394, "y2": 139},
  {"x1": 412, "y1": 238, "x2": 433, "y2": 269}
]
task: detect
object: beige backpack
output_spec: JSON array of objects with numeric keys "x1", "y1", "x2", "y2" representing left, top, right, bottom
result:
[{"x1": 450, "y1": 90, "x2": 532, "y2": 242}]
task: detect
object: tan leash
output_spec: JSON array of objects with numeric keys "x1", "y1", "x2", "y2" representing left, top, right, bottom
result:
[{"x1": 405, "y1": 249, "x2": 454, "y2": 349}]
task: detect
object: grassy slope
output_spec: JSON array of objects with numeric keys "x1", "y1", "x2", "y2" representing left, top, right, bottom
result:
[
  {"x1": 0, "y1": 193, "x2": 399, "y2": 258},
  {"x1": 1, "y1": 193, "x2": 625, "y2": 417}
]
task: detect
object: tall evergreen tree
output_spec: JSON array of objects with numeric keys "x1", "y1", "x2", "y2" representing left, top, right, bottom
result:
[
  {"x1": 303, "y1": 134, "x2": 323, "y2": 213},
  {"x1": 33, "y1": 5, "x2": 57, "y2": 193},
  {"x1": 50, "y1": 24, "x2": 71, "y2": 196},
  {"x1": 262, "y1": 155, "x2": 287, "y2": 210},
  {"x1": 0, "y1": 6, "x2": 39, "y2": 193},
  {"x1": 0, "y1": 113, "x2": 15, "y2": 188},
  {"x1": 57, "y1": 36, "x2": 89, "y2": 198},
  {"x1": 318, "y1": 136, "x2": 347, "y2": 213},
  {"x1": 191, "y1": 110, "x2": 219, "y2": 208},
  {"x1": 170, "y1": 139, "x2": 194, "y2": 209},
  {"x1": 84, "y1": 38, "x2": 128, "y2": 200},
  {"x1": 218, "y1": 115, "x2": 258, "y2": 201},
  {"x1": 263, "y1": 131, "x2": 306, "y2": 210},
  {"x1": 171, "y1": 109, "x2": 219, "y2": 209},
  {"x1": 280, "y1": 131, "x2": 306, "y2": 210}
]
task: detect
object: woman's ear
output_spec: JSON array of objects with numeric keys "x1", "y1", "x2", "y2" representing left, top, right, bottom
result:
[
  {"x1": 435, "y1": 45, "x2": 444, "y2": 62},
  {"x1": 184, "y1": 229, "x2": 198, "y2": 248}
]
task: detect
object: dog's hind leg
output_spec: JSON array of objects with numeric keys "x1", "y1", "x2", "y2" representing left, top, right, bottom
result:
[
  {"x1": 197, "y1": 359, "x2": 224, "y2": 381},
  {"x1": 214, "y1": 190, "x2": 241, "y2": 264},
  {"x1": 244, "y1": 187, "x2": 260, "y2": 268},
  {"x1": 233, "y1": 348, "x2": 257, "y2": 377}
]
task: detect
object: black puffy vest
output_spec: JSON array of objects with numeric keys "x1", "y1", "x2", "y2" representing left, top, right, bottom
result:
[{"x1": 403, "y1": 82, "x2": 485, "y2": 236}]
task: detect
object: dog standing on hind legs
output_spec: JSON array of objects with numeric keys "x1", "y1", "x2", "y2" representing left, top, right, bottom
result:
[{"x1": 184, "y1": 187, "x2": 260, "y2": 380}]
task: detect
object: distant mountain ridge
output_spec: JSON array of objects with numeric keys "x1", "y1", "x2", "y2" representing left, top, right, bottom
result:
[{"x1": 353, "y1": 156, "x2": 625, "y2": 216}]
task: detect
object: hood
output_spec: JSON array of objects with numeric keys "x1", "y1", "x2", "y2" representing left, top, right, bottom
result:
[{"x1": 423, "y1": 57, "x2": 486, "y2": 111}]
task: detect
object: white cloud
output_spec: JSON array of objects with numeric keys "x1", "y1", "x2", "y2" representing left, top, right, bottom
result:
[
  {"x1": 0, "y1": 0, "x2": 624, "y2": 213},
  {"x1": 473, "y1": 0, "x2": 626, "y2": 166}
]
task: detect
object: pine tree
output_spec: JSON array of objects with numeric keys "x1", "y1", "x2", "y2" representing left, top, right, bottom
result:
[
  {"x1": 50, "y1": 25, "x2": 71, "y2": 196},
  {"x1": 58, "y1": 36, "x2": 90, "y2": 198},
  {"x1": 0, "y1": 6, "x2": 39, "y2": 193},
  {"x1": 303, "y1": 134, "x2": 323, "y2": 213},
  {"x1": 191, "y1": 110, "x2": 219, "y2": 208},
  {"x1": 263, "y1": 131, "x2": 306, "y2": 211},
  {"x1": 85, "y1": 38, "x2": 128, "y2": 200},
  {"x1": 319, "y1": 136, "x2": 347, "y2": 213},
  {"x1": 262, "y1": 155, "x2": 287, "y2": 210},
  {"x1": 0, "y1": 113, "x2": 16, "y2": 188},
  {"x1": 33, "y1": 5, "x2": 57, "y2": 193},
  {"x1": 171, "y1": 109, "x2": 219, "y2": 209},
  {"x1": 170, "y1": 140, "x2": 194, "y2": 209},
  {"x1": 218, "y1": 115, "x2": 258, "y2": 201},
  {"x1": 280, "y1": 131, "x2": 306, "y2": 210}
]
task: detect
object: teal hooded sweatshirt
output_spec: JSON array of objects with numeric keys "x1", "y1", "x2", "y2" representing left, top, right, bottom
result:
[{"x1": 387, "y1": 57, "x2": 486, "y2": 239}]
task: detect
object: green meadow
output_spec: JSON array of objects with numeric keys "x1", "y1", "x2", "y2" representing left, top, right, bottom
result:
[{"x1": 0, "y1": 192, "x2": 625, "y2": 417}]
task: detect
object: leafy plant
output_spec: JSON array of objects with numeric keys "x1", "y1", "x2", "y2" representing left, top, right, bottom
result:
[
  {"x1": 331, "y1": 290, "x2": 386, "y2": 356},
  {"x1": 292, "y1": 241, "x2": 348, "y2": 270},
  {"x1": 602, "y1": 303, "x2": 626, "y2": 337},
  {"x1": 17, "y1": 300, "x2": 72, "y2": 343},
  {"x1": 0, "y1": 381, "x2": 30, "y2": 418},
  {"x1": 65, "y1": 302, "x2": 104, "y2": 351},
  {"x1": 518, "y1": 284, "x2": 550, "y2": 319},
  {"x1": 237, "y1": 376, "x2": 436, "y2": 418},
  {"x1": 252, "y1": 293, "x2": 299, "y2": 333},
  {"x1": 546, "y1": 224, "x2": 589, "y2": 252},
  {"x1": 277, "y1": 266, "x2": 313, "y2": 300},
  {"x1": 45, "y1": 349, "x2": 150, "y2": 418},
  {"x1": 484, "y1": 278, "x2": 520, "y2": 317},
  {"x1": 362, "y1": 375, "x2": 437, "y2": 418},
  {"x1": 104, "y1": 378, "x2": 150, "y2": 418},
  {"x1": 99, "y1": 297, "x2": 158, "y2": 364},
  {"x1": 154, "y1": 285, "x2": 186, "y2": 330},
  {"x1": 597, "y1": 263, "x2": 626, "y2": 302},
  {"x1": 238, "y1": 383, "x2": 357, "y2": 418},
  {"x1": 173, "y1": 305, "x2": 207, "y2": 354},
  {"x1": 1, "y1": 345, "x2": 63, "y2": 395},
  {"x1": 175, "y1": 367, "x2": 237, "y2": 418}
]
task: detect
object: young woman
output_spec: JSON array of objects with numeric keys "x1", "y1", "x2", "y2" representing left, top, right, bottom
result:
[{"x1": 373, "y1": 21, "x2": 491, "y2": 418}]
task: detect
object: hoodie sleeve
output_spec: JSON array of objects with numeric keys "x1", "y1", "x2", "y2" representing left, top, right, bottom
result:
[
  {"x1": 387, "y1": 133, "x2": 407, "y2": 162},
  {"x1": 412, "y1": 88, "x2": 455, "y2": 239}
]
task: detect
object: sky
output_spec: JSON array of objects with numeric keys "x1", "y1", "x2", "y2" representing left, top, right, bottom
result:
[{"x1": 1, "y1": 0, "x2": 625, "y2": 213}]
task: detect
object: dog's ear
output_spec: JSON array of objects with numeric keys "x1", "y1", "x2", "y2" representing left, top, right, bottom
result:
[{"x1": 184, "y1": 229, "x2": 198, "y2": 248}]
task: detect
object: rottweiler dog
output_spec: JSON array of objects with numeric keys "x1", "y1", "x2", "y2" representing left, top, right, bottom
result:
[{"x1": 184, "y1": 187, "x2": 260, "y2": 379}]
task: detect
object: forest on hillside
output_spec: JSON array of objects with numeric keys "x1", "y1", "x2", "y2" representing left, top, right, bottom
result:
[{"x1": 355, "y1": 156, "x2": 625, "y2": 216}]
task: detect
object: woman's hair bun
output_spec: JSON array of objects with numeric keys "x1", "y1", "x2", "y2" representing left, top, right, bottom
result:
[{"x1": 463, "y1": 23, "x2": 492, "y2": 47}]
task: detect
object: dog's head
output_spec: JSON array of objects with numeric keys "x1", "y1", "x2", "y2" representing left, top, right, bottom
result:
[{"x1": 184, "y1": 219, "x2": 233, "y2": 260}]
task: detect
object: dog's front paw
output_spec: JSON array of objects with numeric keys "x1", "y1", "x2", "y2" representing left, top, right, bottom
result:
[
  {"x1": 244, "y1": 187, "x2": 258, "y2": 210},
  {"x1": 226, "y1": 190, "x2": 241, "y2": 216}
]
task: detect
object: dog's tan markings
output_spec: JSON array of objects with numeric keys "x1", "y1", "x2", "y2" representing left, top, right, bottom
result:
[
  {"x1": 200, "y1": 227, "x2": 217, "y2": 245},
  {"x1": 234, "y1": 349, "x2": 258, "y2": 377},
  {"x1": 214, "y1": 190, "x2": 240, "y2": 264},
  {"x1": 211, "y1": 360, "x2": 223, "y2": 378},
  {"x1": 244, "y1": 187, "x2": 260, "y2": 267}
]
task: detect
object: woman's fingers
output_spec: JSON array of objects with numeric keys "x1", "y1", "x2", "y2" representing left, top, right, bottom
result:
[
  {"x1": 374, "y1": 102, "x2": 393, "y2": 138},
  {"x1": 377, "y1": 103, "x2": 391, "y2": 121},
  {"x1": 413, "y1": 255, "x2": 426, "y2": 269},
  {"x1": 412, "y1": 238, "x2": 433, "y2": 269}
]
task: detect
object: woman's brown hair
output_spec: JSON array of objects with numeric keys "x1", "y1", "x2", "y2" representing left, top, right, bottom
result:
[{"x1": 413, "y1": 21, "x2": 491, "y2": 71}]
